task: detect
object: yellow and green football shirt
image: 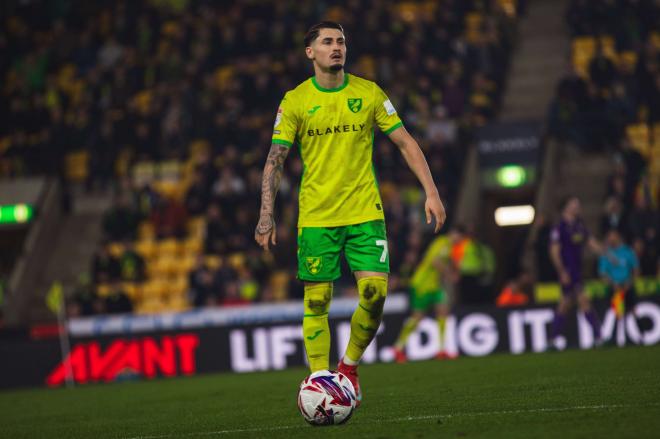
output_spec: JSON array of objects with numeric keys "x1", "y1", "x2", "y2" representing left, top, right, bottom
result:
[
  {"x1": 271, "y1": 73, "x2": 403, "y2": 228},
  {"x1": 410, "y1": 235, "x2": 451, "y2": 294}
]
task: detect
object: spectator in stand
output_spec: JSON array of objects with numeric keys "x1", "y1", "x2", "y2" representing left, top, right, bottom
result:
[
  {"x1": 221, "y1": 281, "x2": 251, "y2": 307},
  {"x1": 102, "y1": 194, "x2": 140, "y2": 242},
  {"x1": 184, "y1": 170, "x2": 211, "y2": 217},
  {"x1": 496, "y1": 271, "x2": 532, "y2": 308},
  {"x1": 628, "y1": 193, "x2": 660, "y2": 277},
  {"x1": 91, "y1": 243, "x2": 120, "y2": 284},
  {"x1": 150, "y1": 196, "x2": 188, "y2": 239},
  {"x1": 204, "y1": 203, "x2": 229, "y2": 255},
  {"x1": 118, "y1": 241, "x2": 146, "y2": 282},
  {"x1": 600, "y1": 196, "x2": 627, "y2": 236},
  {"x1": 588, "y1": 43, "x2": 616, "y2": 91},
  {"x1": 67, "y1": 274, "x2": 103, "y2": 318},
  {"x1": 104, "y1": 282, "x2": 133, "y2": 314},
  {"x1": 188, "y1": 255, "x2": 220, "y2": 307}
]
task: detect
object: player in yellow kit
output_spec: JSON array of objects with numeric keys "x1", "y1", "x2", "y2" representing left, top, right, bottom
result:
[
  {"x1": 392, "y1": 234, "x2": 458, "y2": 363},
  {"x1": 255, "y1": 21, "x2": 446, "y2": 406}
]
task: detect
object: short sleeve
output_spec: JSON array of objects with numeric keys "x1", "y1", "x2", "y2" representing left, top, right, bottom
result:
[
  {"x1": 550, "y1": 226, "x2": 561, "y2": 244},
  {"x1": 271, "y1": 92, "x2": 298, "y2": 148},
  {"x1": 373, "y1": 84, "x2": 404, "y2": 135}
]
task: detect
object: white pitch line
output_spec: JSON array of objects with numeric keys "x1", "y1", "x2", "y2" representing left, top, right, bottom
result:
[{"x1": 121, "y1": 403, "x2": 653, "y2": 439}]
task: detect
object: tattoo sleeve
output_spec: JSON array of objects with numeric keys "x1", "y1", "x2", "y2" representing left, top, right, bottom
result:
[{"x1": 256, "y1": 143, "x2": 290, "y2": 233}]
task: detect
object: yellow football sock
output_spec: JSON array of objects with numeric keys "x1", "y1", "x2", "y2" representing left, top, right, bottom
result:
[
  {"x1": 345, "y1": 276, "x2": 388, "y2": 363},
  {"x1": 394, "y1": 317, "x2": 419, "y2": 350},
  {"x1": 437, "y1": 316, "x2": 446, "y2": 351},
  {"x1": 303, "y1": 282, "x2": 333, "y2": 372}
]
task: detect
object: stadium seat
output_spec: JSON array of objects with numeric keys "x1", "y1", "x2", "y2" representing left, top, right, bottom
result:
[
  {"x1": 626, "y1": 124, "x2": 651, "y2": 157},
  {"x1": 121, "y1": 282, "x2": 142, "y2": 301},
  {"x1": 204, "y1": 255, "x2": 223, "y2": 270},
  {"x1": 182, "y1": 236, "x2": 203, "y2": 256},
  {"x1": 64, "y1": 150, "x2": 89, "y2": 182},
  {"x1": 158, "y1": 238, "x2": 182, "y2": 257},
  {"x1": 135, "y1": 239, "x2": 157, "y2": 260},
  {"x1": 96, "y1": 283, "x2": 112, "y2": 298},
  {"x1": 141, "y1": 280, "x2": 170, "y2": 299},
  {"x1": 187, "y1": 217, "x2": 207, "y2": 238},
  {"x1": 138, "y1": 221, "x2": 156, "y2": 241},
  {"x1": 107, "y1": 242, "x2": 125, "y2": 258}
]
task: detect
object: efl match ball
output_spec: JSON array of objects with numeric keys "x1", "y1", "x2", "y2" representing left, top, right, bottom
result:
[{"x1": 297, "y1": 370, "x2": 357, "y2": 426}]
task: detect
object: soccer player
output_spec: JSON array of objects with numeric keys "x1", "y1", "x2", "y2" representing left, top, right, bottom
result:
[
  {"x1": 549, "y1": 196, "x2": 603, "y2": 349},
  {"x1": 392, "y1": 232, "x2": 456, "y2": 363},
  {"x1": 254, "y1": 21, "x2": 446, "y2": 406}
]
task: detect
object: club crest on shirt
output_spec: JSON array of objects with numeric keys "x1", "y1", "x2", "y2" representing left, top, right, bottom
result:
[
  {"x1": 347, "y1": 98, "x2": 362, "y2": 113},
  {"x1": 306, "y1": 257, "x2": 322, "y2": 275}
]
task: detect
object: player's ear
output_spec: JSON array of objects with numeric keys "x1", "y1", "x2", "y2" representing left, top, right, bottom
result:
[{"x1": 305, "y1": 46, "x2": 314, "y2": 60}]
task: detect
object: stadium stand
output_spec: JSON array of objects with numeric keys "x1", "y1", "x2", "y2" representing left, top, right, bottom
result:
[
  {"x1": 0, "y1": 0, "x2": 519, "y2": 316},
  {"x1": 541, "y1": 0, "x2": 659, "y2": 301}
]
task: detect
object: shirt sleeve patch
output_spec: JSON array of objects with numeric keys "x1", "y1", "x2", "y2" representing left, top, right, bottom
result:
[
  {"x1": 383, "y1": 99, "x2": 396, "y2": 116},
  {"x1": 274, "y1": 108, "x2": 283, "y2": 128}
]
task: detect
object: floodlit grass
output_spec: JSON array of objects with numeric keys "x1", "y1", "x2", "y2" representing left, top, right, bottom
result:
[{"x1": 1, "y1": 345, "x2": 659, "y2": 438}]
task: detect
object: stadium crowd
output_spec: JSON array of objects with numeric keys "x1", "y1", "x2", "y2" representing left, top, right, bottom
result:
[
  {"x1": 548, "y1": 0, "x2": 660, "y2": 150},
  {"x1": 543, "y1": 0, "x2": 659, "y2": 302},
  {"x1": 1, "y1": 0, "x2": 519, "y2": 314}
]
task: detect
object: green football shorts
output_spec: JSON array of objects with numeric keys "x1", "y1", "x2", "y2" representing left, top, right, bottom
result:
[
  {"x1": 297, "y1": 220, "x2": 390, "y2": 281},
  {"x1": 410, "y1": 288, "x2": 447, "y2": 311}
]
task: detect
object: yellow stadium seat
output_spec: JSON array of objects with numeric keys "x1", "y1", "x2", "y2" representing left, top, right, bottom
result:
[
  {"x1": 132, "y1": 161, "x2": 157, "y2": 186},
  {"x1": 170, "y1": 275, "x2": 189, "y2": 296},
  {"x1": 141, "y1": 280, "x2": 170, "y2": 299},
  {"x1": 205, "y1": 255, "x2": 223, "y2": 270},
  {"x1": 121, "y1": 282, "x2": 142, "y2": 301},
  {"x1": 138, "y1": 221, "x2": 156, "y2": 240},
  {"x1": 619, "y1": 51, "x2": 638, "y2": 68},
  {"x1": 651, "y1": 32, "x2": 660, "y2": 49},
  {"x1": 187, "y1": 217, "x2": 207, "y2": 238},
  {"x1": 135, "y1": 239, "x2": 157, "y2": 259},
  {"x1": 182, "y1": 237, "x2": 203, "y2": 256},
  {"x1": 172, "y1": 255, "x2": 196, "y2": 275},
  {"x1": 228, "y1": 252, "x2": 246, "y2": 270},
  {"x1": 65, "y1": 150, "x2": 89, "y2": 182},
  {"x1": 96, "y1": 283, "x2": 112, "y2": 297},
  {"x1": 157, "y1": 238, "x2": 181, "y2": 256},
  {"x1": 151, "y1": 255, "x2": 179, "y2": 278},
  {"x1": 626, "y1": 124, "x2": 651, "y2": 157},
  {"x1": 107, "y1": 242, "x2": 125, "y2": 258}
]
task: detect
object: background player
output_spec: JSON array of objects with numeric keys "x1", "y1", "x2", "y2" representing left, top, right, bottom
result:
[
  {"x1": 254, "y1": 21, "x2": 446, "y2": 405},
  {"x1": 549, "y1": 196, "x2": 603, "y2": 349},
  {"x1": 392, "y1": 231, "x2": 457, "y2": 362}
]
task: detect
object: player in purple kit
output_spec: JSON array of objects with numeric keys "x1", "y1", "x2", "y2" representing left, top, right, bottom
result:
[{"x1": 549, "y1": 196, "x2": 604, "y2": 349}]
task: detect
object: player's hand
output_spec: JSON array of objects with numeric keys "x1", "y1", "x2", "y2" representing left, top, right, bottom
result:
[
  {"x1": 559, "y1": 270, "x2": 571, "y2": 286},
  {"x1": 425, "y1": 193, "x2": 446, "y2": 233},
  {"x1": 255, "y1": 213, "x2": 277, "y2": 251}
]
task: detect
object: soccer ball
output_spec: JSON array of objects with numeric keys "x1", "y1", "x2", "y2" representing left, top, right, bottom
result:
[{"x1": 297, "y1": 370, "x2": 357, "y2": 426}]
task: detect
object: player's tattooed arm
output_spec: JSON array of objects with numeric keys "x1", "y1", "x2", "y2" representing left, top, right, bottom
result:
[{"x1": 255, "y1": 143, "x2": 290, "y2": 250}]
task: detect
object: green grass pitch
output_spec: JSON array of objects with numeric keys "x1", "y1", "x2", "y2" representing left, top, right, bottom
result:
[{"x1": 1, "y1": 346, "x2": 659, "y2": 439}]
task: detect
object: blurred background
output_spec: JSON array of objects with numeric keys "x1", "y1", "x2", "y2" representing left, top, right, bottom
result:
[{"x1": 0, "y1": 0, "x2": 658, "y2": 362}]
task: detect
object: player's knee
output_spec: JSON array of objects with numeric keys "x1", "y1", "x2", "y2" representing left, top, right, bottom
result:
[
  {"x1": 357, "y1": 276, "x2": 388, "y2": 315},
  {"x1": 304, "y1": 283, "x2": 333, "y2": 315}
]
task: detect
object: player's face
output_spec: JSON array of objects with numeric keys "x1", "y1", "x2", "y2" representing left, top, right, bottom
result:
[
  {"x1": 307, "y1": 28, "x2": 346, "y2": 72},
  {"x1": 565, "y1": 198, "x2": 581, "y2": 218}
]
